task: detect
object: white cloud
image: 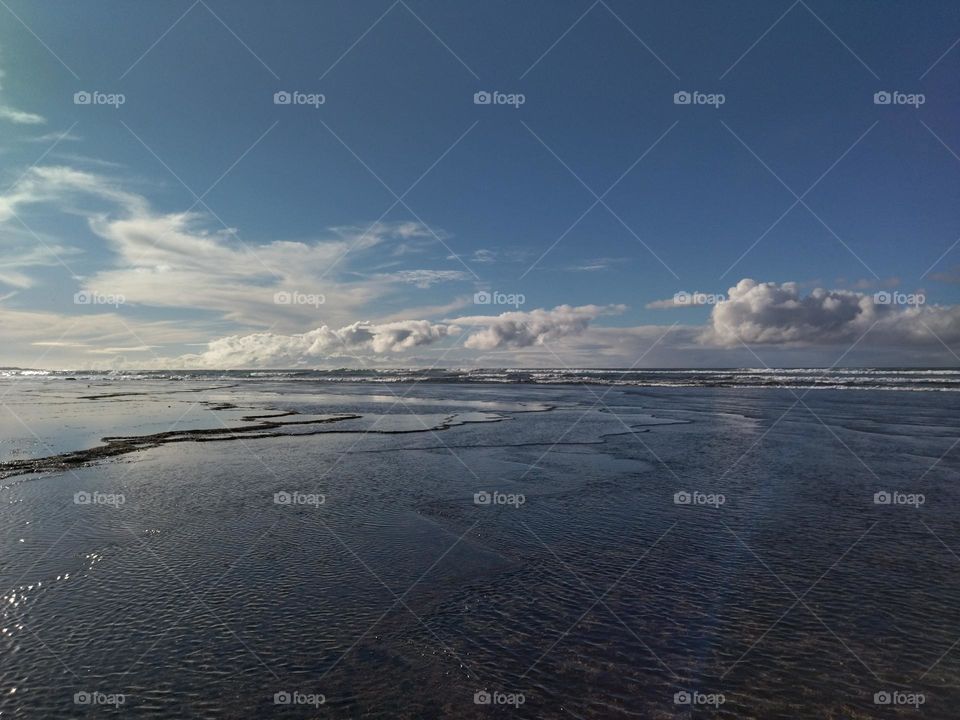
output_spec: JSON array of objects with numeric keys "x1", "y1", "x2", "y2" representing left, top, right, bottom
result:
[
  {"x1": 451, "y1": 304, "x2": 625, "y2": 350},
  {"x1": 25, "y1": 130, "x2": 82, "y2": 143},
  {"x1": 4, "y1": 159, "x2": 960, "y2": 369},
  {"x1": 0, "y1": 106, "x2": 45, "y2": 125},
  {"x1": 0, "y1": 68, "x2": 45, "y2": 125},
  {"x1": 703, "y1": 279, "x2": 960, "y2": 347},
  {"x1": 567, "y1": 257, "x2": 621, "y2": 272},
  {"x1": 171, "y1": 304, "x2": 625, "y2": 367},
  {"x1": 470, "y1": 249, "x2": 497, "y2": 263},
  {"x1": 0, "y1": 244, "x2": 79, "y2": 289},
  {"x1": 0, "y1": 166, "x2": 471, "y2": 332},
  {"x1": 0, "y1": 305, "x2": 208, "y2": 369},
  {"x1": 89, "y1": 345, "x2": 156, "y2": 354},
  {"x1": 179, "y1": 319, "x2": 460, "y2": 368},
  {"x1": 371, "y1": 269, "x2": 469, "y2": 288},
  {"x1": 0, "y1": 165, "x2": 146, "y2": 223}
]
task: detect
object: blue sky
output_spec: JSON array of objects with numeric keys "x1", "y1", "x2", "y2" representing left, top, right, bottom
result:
[{"x1": 1, "y1": 0, "x2": 959, "y2": 368}]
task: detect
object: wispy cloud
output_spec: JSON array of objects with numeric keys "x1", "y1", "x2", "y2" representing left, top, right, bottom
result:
[
  {"x1": 370, "y1": 269, "x2": 469, "y2": 288},
  {"x1": 25, "y1": 130, "x2": 81, "y2": 143},
  {"x1": 0, "y1": 68, "x2": 46, "y2": 125},
  {"x1": 566, "y1": 257, "x2": 622, "y2": 272},
  {"x1": 0, "y1": 165, "x2": 471, "y2": 336},
  {"x1": 0, "y1": 244, "x2": 81, "y2": 289},
  {"x1": 0, "y1": 105, "x2": 45, "y2": 125},
  {"x1": 930, "y1": 266, "x2": 960, "y2": 284}
]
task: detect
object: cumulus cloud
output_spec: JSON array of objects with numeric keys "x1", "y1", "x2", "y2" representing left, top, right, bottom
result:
[
  {"x1": 180, "y1": 319, "x2": 460, "y2": 368},
  {"x1": 451, "y1": 304, "x2": 625, "y2": 350},
  {"x1": 703, "y1": 279, "x2": 960, "y2": 347},
  {"x1": 176, "y1": 305, "x2": 625, "y2": 367}
]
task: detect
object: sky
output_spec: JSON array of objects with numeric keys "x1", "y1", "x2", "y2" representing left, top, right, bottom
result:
[{"x1": 1, "y1": 0, "x2": 959, "y2": 369}]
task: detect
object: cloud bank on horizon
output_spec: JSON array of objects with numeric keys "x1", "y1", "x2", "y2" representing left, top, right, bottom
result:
[
  {"x1": 168, "y1": 281, "x2": 960, "y2": 369},
  {"x1": 0, "y1": 160, "x2": 957, "y2": 369},
  {"x1": 0, "y1": 158, "x2": 957, "y2": 370}
]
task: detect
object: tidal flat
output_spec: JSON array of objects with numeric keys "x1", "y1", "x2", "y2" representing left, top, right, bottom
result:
[{"x1": 1, "y1": 373, "x2": 958, "y2": 718}]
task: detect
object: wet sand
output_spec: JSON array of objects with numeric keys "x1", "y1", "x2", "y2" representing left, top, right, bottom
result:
[{"x1": 1, "y1": 376, "x2": 959, "y2": 718}]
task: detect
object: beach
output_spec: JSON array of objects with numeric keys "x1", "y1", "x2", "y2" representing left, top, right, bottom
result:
[{"x1": 1, "y1": 372, "x2": 958, "y2": 717}]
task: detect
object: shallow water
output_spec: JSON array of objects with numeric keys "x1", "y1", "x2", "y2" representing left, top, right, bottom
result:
[
  {"x1": 0, "y1": 377, "x2": 958, "y2": 718},
  {"x1": 4, "y1": 366, "x2": 960, "y2": 391}
]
